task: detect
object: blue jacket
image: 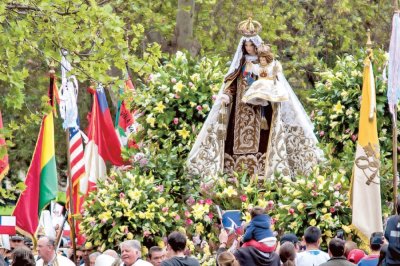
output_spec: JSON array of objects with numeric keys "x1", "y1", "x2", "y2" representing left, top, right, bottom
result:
[
  {"x1": 384, "y1": 215, "x2": 400, "y2": 265},
  {"x1": 242, "y1": 214, "x2": 273, "y2": 242}
]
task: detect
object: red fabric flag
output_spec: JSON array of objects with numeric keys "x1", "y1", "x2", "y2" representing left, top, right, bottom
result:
[{"x1": 81, "y1": 86, "x2": 125, "y2": 194}]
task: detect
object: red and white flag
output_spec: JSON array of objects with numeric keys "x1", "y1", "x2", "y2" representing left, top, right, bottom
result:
[{"x1": 0, "y1": 216, "x2": 16, "y2": 235}]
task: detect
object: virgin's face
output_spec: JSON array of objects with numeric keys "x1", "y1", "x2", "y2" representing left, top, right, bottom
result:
[{"x1": 244, "y1": 41, "x2": 256, "y2": 55}]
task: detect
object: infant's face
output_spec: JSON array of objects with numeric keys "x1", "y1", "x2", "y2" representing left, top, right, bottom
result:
[{"x1": 259, "y1": 57, "x2": 267, "y2": 65}]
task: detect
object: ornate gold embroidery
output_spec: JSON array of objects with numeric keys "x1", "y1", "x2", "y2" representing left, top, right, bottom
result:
[
  {"x1": 188, "y1": 124, "x2": 223, "y2": 177},
  {"x1": 233, "y1": 77, "x2": 261, "y2": 154},
  {"x1": 355, "y1": 143, "x2": 380, "y2": 185},
  {"x1": 264, "y1": 103, "x2": 319, "y2": 179},
  {"x1": 224, "y1": 152, "x2": 265, "y2": 177}
]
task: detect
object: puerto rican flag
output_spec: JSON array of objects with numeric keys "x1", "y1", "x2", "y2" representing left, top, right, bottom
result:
[
  {"x1": 81, "y1": 85, "x2": 125, "y2": 194},
  {"x1": 0, "y1": 216, "x2": 16, "y2": 235}
]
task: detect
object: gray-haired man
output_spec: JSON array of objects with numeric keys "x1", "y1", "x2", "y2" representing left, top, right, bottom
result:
[{"x1": 120, "y1": 240, "x2": 152, "y2": 266}]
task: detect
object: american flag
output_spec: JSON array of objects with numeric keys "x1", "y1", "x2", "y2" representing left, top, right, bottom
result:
[{"x1": 66, "y1": 127, "x2": 86, "y2": 245}]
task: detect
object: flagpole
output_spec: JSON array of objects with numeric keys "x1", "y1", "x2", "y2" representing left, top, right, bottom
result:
[
  {"x1": 66, "y1": 130, "x2": 77, "y2": 264},
  {"x1": 393, "y1": 0, "x2": 399, "y2": 215},
  {"x1": 392, "y1": 109, "x2": 398, "y2": 214}
]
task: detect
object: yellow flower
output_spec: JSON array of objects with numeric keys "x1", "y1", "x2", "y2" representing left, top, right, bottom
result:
[
  {"x1": 309, "y1": 219, "x2": 317, "y2": 226},
  {"x1": 177, "y1": 127, "x2": 190, "y2": 139},
  {"x1": 173, "y1": 81, "x2": 184, "y2": 92},
  {"x1": 157, "y1": 197, "x2": 166, "y2": 205},
  {"x1": 321, "y1": 208, "x2": 327, "y2": 214},
  {"x1": 322, "y1": 213, "x2": 332, "y2": 221},
  {"x1": 195, "y1": 223, "x2": 205, "y2": 234},
  {"x1": 316, "y1": 175, "x2": 324, "y2": 183},
  {"x1": 244, "y1": 212, "x2": 251, "y2": 223},
  {"x1": 223, "y1": 186, "x2": 238, "y2": 197},
  {"x1": 297, "y1": 203, "x2": 305, "y2": 212},
  {"x1": 128, "y1": 189, "x2": 142, "y2": 202},
  {"x1": 98, "y1": 211, "x2": 112, "y2": 221},
  {"x1": 289, "y1": 221, "x2": 297, "y2": 229},
  {"x1": 146, "y1": 115, "x2": 156, "y2": 127},
  {"x1": 342, "y1": 225, "x2": 351, "y2": 234},
  {"x1": 325, "y1": 230, "x2": 333, "y2": 237},
  {"x1": 138, "y1": 212, "x2": 146, "y2": 219},
  {"x1": 154, "y1": 101, "x2": 166, "y2": 113},
  {"x1": 127, "y1": 232, "x2": 134, "y2": 240},
  {"x1": 257, "y1": 198, "x2": 267, "y2": 208},
  {"x1": 333, "y1": 101, "x2": 344, "y2": 114},
  {"x1": 142, "y1": 246, "x2": 148, "y2": 257},
  {"x1": 190, "y1": 101, "x2": 197, "y2": 107},
  {"x1": 160, "y1": 216, "x2": 166, "y2": 223},
  {"x1": 192, "y1": 203, "x2": 210, "y2": 220},
  {"x1": 190, "y1": 73, "x2": 200, "y2": 82},
  {"x1": 158, "y1": 240, "x2": 165, "y2": 248},
  {"x1": 115, "y1": 211, "x2": 123, "y2": 218},
  {"x1": 85, "y1": 242, "x2": 93, "y2": 249},
  {"x1": 244, "y1": 185, "x2": 254, "y2": 194},
  {"x1": 293, "y1": 190, "x2": 301, "y2": 197},
  {"x1": 145, "y1": 211, "x2": 155, "y2": 220},
  {"x1": 324, "y1": 200, "x2": 331, "y2": 207}
]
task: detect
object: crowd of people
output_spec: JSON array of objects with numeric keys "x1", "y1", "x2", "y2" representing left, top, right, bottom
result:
[{"x1": 2, "y1": 200, "x2": 400, "y2": 266}]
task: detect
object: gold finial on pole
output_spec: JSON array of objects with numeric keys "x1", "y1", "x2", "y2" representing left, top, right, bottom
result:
[{"x1": 49, "y1": 60, "x2": 56, "y2": 75}]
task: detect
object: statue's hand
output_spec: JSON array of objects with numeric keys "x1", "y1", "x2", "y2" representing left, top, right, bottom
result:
[{"x1": 220, "y1": 93, "x2": 231, "y2": 104}]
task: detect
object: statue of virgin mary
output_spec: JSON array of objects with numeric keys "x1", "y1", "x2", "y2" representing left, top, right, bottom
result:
[{"x1": 187, "y1": 17, "x2": 322, "y2": 179}]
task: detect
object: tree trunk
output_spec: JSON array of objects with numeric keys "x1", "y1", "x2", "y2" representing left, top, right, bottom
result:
[{"x1": 174, "y1": 0, "x2": 200, "y2": 56}]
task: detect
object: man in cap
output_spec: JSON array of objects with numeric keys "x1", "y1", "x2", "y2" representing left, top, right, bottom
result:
[
  {"x1": 357, "y1": 232, "x2": 384, "y2": 266},
  {"x1": 280, "y1": 233, "x2": 300, "y2": 252},
  {"x1": 9, "y1": 235, "x2": 25, "y2": 250}
]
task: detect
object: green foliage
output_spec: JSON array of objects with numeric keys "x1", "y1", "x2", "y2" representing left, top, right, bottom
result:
[
  {"x1": 127, "y1": 51, "x2": 224, "y2": 189},
  {"x1": 310, "y1": 49, "x2": 396, "y2": 212}
]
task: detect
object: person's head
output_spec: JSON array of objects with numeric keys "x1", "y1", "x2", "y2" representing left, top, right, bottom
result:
[
  {"x1": 167, "y1": 231, "x2": 187, "y2": 254},
  {"x1": 250, "y1": 206, "x2": 265, "y2": 218},
  {"x1": 344, "y1": 240, "x2": 357, "y2": 257},
  {"x1": 37, "y1": 236, "x2": 56, "y2": 263},
  {"x1": 148, "y1": 246, "x2": 165, "y2": 266},
  {"x1": 370, "y1": 232, "x2": 384, "y2": 251},
  {"x1": 89, "y1": 251, "x2": 102, "y2": 266},
  {"x1": 104, "y1": 249, "x2": 119, "y2": 259},
  {"x1": 347, "y1": 249, "x2": 366, "y2": 264},
  {"x1": 257, "y1": 44, "x2": 274, "y2": 66},
  {"x1": 11, "y1": 246, "x2": 35, "y2": 266},
  {"x1": 279, "y1": 242, "x2": 296, "y2": 266},
  {"x1": 328, "y1": 238, "x2": 345, "y2": 257},
  {"x1": 280, "y1": 233, "x2": 300, "y2": 251},
  {"x1": 10, "y1": 235, "x2": 24, "y2": 249},
  {"x1": 377, "y1": 244, "x2": 388, "y2": 266},
  {"x1": 242, "y1": 40, "x2": 256, "y2": 56},
  {"x1": 120, "y1": 240, "x2": 141, "y2": 266},
  {"x1": 217, "y1": 251, "x2": 239, "y2": 266},
  {"x1": 94, "y1": 254, "x2": 116, "y2": 266},
  {"x1": 304, "y1": 226, "x2": 321, "y2": 245}
]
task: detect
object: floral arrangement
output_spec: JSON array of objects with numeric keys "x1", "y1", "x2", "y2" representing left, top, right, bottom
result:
[{"x1": 80, "y1": 170, "x2": 184, "y2": 251}]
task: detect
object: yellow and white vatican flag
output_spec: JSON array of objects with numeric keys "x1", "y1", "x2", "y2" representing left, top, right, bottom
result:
[{"x1": 350, "y1": 52, "x2": 383, "y2": 242}]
